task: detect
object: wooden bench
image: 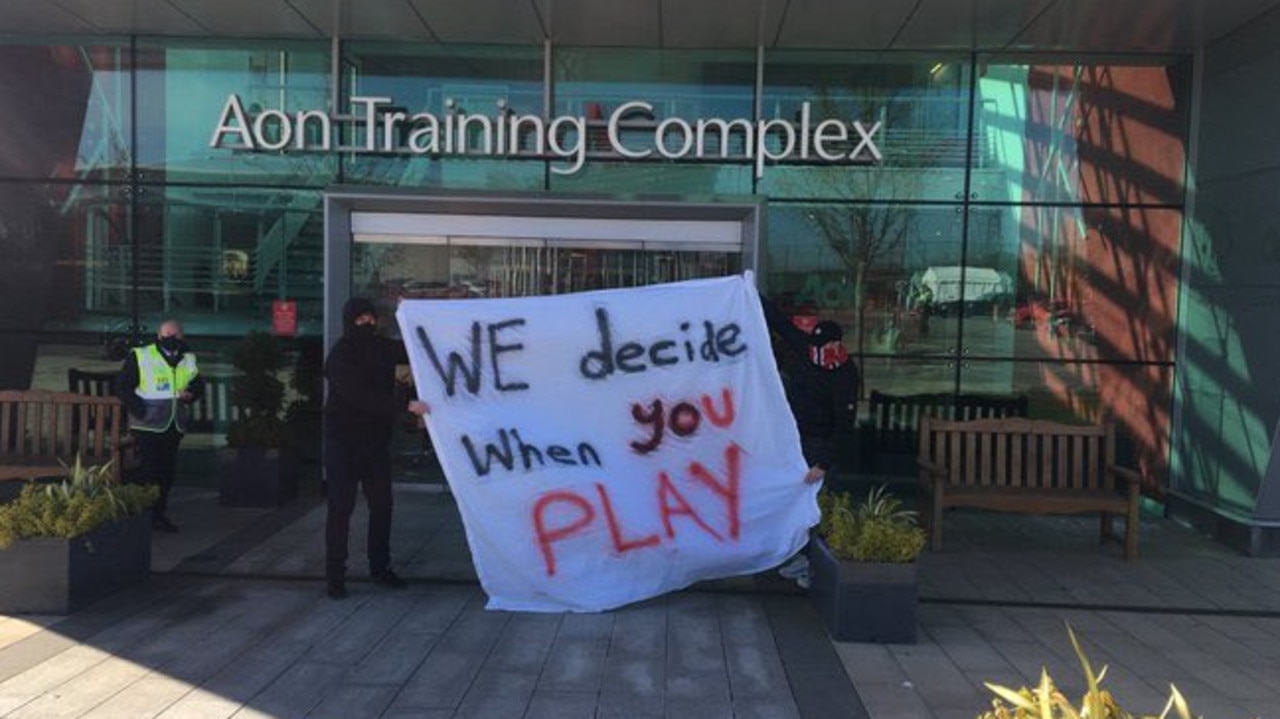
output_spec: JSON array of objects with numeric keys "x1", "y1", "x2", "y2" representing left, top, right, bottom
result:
[
  {"x1": 67, "y1": 368, "x2": 119, "y2": 398},
  {"x1": 0, "y1": 391, "x2": 125, "y2": 482},
  {"x1": 188, "y1": 375, "x2": 239, "y2": 434},
  {"x1": 860, "y1": 391, "x2": 1028, "y2": 474},
  {"x1": 916, "y1": 417, "x2": 1141, "y2": 559},
  {"x1": 69, "y1": 368, "x2": 238, "y2": 435}
]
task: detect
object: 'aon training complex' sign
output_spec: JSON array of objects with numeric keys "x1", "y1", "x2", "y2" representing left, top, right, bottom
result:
[{"x1": 209, "y1": 95, "x2": 882, "y2": 178}]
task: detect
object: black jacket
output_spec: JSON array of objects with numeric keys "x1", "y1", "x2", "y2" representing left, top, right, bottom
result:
[
  {"x1": 115, "y1": 341, "x2": 205, "y2": 420},
  {"x1": 324, "y1": 300, "x2": 411, "y2": 444},
  {"x1": 762, "y1": 296, "x2": 860, "y2": 469}
]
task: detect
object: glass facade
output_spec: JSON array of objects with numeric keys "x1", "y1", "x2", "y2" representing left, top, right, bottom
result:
[{"x1": 0, "y1": 39, "x2": 1190, "y2": 490}]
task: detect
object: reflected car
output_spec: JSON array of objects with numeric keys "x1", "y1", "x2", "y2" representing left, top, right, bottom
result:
[{"x1": 395, "y1": 280, "x2": 486, "y2": 300}]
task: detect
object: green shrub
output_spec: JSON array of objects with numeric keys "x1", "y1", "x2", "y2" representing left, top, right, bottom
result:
[
  {"x1": 978, "y1": 626, "x2": 1198, "y2": 719},
  {"x1": 227, "y1": 331, "x2": 288, "y2": 448},
  {"x1": 818, "y1": 485, "x2": 925, "y2": 563},
  {"x1": 0, "y1": 457, "x2": 158, "y2": 549}
]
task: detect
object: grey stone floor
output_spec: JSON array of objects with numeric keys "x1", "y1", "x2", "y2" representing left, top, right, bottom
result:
[
  {"x1": 0, "y1": 579, "x2": 861, "y2": 719},
  {"x1": 6, "y1": 481, "x2": 1280, "y2": 718}
]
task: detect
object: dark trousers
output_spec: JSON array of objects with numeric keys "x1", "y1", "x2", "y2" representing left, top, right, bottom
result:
[
  {"x1": 133, "y1": 426, "x2": 183, "y2": 516},
  {"x1": 325, "y1": 439, "x2": 393, "y2": 582}
]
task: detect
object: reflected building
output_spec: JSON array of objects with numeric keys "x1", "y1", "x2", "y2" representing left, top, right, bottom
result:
[{"x1": 1, "y1": 0, "x2": 1279, "y2": 553}]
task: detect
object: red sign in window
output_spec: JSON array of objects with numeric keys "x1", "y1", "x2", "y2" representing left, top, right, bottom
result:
[{"x1": 272, "y1": 300, "x2": 297, "y2": 337}]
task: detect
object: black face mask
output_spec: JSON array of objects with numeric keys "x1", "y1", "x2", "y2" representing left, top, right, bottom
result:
[
  {"x1": 159, "y1": 336, "x2": 183, "y2": 353},
  {"x1": 351, "y1": 324, "x2": 378, "y2": 341}
]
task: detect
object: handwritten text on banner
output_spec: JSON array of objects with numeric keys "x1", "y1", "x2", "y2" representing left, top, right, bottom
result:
[{"x1": 396, "y1": 273, "x2": 816, "y2": 612}]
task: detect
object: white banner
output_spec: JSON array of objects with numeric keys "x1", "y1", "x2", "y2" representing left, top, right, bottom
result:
[{"x1": 396, "y1": 273, "x2": 816, "y2": 612}]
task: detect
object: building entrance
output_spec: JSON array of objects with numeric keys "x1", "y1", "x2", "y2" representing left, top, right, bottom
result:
[
  {"x1": 323, "y1": 191, "x2": 763, "y2": 484},
  {"x1": 324, "y1": 192, "x2": 763, "y2": 347}
]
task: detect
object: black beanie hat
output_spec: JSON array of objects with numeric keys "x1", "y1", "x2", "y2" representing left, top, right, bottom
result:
[{"x1": 342, "y1": 297, "x2": 377, "y2": 334}]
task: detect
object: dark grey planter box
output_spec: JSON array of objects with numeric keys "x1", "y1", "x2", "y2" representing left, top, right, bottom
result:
[
  {"x1": 219, "y1": 447, "x2": 294, "y2": 507},
  {"x1": 0, "y1": 511, "x2": 152, "y2": 614},
  {"x1": 808, "y1": 536, "x2": 918, "y2": 644}
]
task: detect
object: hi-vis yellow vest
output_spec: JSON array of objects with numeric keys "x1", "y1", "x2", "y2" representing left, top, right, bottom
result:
[{"x1": 131, "y1": 344, "x2": 199, "y2": 433}]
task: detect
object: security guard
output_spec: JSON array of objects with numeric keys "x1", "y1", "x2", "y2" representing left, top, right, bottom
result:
[{"x1": 116, "y1": 319, "x2": 203, "y2": 533}]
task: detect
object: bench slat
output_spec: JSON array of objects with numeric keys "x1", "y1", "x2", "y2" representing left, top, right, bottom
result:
[
  {"x1": 17, "y1": 403, "x2": 28, "y2": 456},
  {"x1": 965, "y1": 429, "x2": 977, "y2": 486},
  {"x1": 1073, "y1": 434, "x2": 1084, "y2": 490},
  {"x1": 93, "y1": 398, "x2": 107, "y2": 458},
  {"x1": 941, "y1": 487, "x2": 1130, "y2": 515},
  {"x1": 0, "y1": 403, "x2": 10, "y2": 457},
  {"x1": 994, "y1": 431, "x2": 1006, "y2": 486},
  {"x1": 949, "y1": 424, "x2": 962, "y2": 487},
  {"x1": 52, "y1": 402, "x2": 62, "y2": 462},
  {"x1": 978, "y1": 430, "x2": 990, "y2": 486}
]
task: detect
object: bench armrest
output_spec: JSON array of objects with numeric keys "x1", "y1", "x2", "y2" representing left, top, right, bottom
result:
[
  {"x1": 917, "y1": 457, "x2": 947, "y2": 477},
  {"x1": 1107, "y1": 464, "x2": 1143, "y2": 493}
]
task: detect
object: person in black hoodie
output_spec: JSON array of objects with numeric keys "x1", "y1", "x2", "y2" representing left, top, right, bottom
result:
[
  {"x1": 324, "y1": 297, "x2": 429, "y2": 600},
  {"x1": 762, "y1": 297, "x2": 861, "y2": 480},
  {"x1": 762, "y1": 296, "x2": 860, "y2": 586}
]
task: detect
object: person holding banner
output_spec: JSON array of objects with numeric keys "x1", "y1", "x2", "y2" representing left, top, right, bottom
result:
[
  {"x1": 323, "y1": 297, "x2": 430, "y2": 600},
  {"x1": 762, "y1": 296, "x2": 861, "y2": 587}
]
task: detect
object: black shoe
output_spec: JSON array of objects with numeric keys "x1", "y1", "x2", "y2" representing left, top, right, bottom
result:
[
  {"x1": 327, "y1": 580, "x2": 348, "y2": 600},
  {"x1": 371, "y1": 569, "x2": 407, "y2": 589},
  {"x1": 152, "y1": 515, "x2": 179, "y2": 533}
]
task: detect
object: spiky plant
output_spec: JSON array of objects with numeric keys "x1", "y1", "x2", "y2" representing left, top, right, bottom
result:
[
  {"x1": 0, "y1": 455, "x2": 158, "y2": 549},
  {"x1": 979, "y1": 626, "x2": 1200, "y2": 719}
]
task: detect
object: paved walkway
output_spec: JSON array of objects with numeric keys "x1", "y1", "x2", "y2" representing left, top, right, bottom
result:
[
  {"x1": 0, "y1": 579, "x2": 860, "y2": 719},
  {"x1": 4, "y1": 480, "x2": 1280, "y2": 718}
]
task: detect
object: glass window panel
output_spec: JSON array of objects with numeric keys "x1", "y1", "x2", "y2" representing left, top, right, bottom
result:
[
  {"x1": 548, "y1": 161, "x2": 753, "y2": 195},
  {"x1": 135, "y1": 39, "x2": 333, "y2": 186},
  {"x1": 345, "y1": 155, "x2": 545, "y2": 191},
  {"x1": 960, "y1": 360, "x2": 1171, "y2": 489},
  {"x1": 133, "y1": 186, "x2": 323, "y2": 337},
  {"x1": 0, "y1": 41, "x2": 131, "y2": 181},
  {"x1": 974, "y1": 55, "x2": 1191, "y2": 205},
  {"x1": 554, "y1": 47, "x2": 754, "y2": 119},
  {"x1": 553, "y1": 48, "x2": 755, "y2": 181},
  {"x1": 0, "y1": 182, "x2": 132, "y2": 334},
  {"x1": 962, "y1": 205, "x2": 1181, "y2": 363},
  {"x1": 354, "y1": 240, "x2": 742, "y2": 324},
  {"x1": 760, "y1": 51, "x2": 971, "y2": 202},
  {"x1": 859, "y1": 356, "x2": 957, "y2": 399},
  {"x1": 1171, "y1": 178, "x2": 1278, "y2": 516},
  {"x1": 0, "y1": 182, "x2": 135, "y2": 389},
  {"x1": 764, "y1": 203, "x2": 966, "y2": 358},
  {"x1": 342, "y1": 43, "x2": 544, "y2": 187}
]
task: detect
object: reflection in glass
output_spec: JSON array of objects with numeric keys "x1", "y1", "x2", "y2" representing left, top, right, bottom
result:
[
  {"x1": 764, "y1": 203, "x2": 964, "y2": 357},
  {"x1": 973, "y1": 57, "x2": 1190, "y2": 205},
  {"x1": 132, "y1": 186, "x2": 324, "y2": 335},
  {"x1": 135, "y1": 39, "x2": 333, "y2": 185},
  {"x1": 343, "y1": 43, "x2": 544, "y2": 187},
  {"x1": 960, "y1": 360, "x2": 1171, "y2": 488},
  {"x1": 548, "y1": 161, "x2": 752, "y2": 196},
  {"x1": 0, "y1": 42, "x2": 131, "y2": 180},
  {"x1": 554, "y1": 47, "x2": 754, "y2": 121},
  {"x1": 760, "y1": 51, "x2": 971, "y2": 201},
  {"x1": 353, "y1": 239, "x2": 741, "y2": 320},
  {"x1": 962, "y1": 205, "x2": 1181, "y2": 363}
]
